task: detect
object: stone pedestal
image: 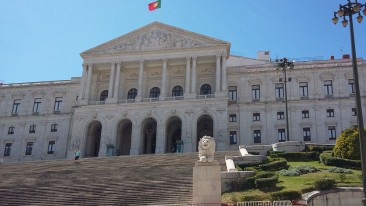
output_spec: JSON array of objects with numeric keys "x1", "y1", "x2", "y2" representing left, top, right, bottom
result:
[{"x1": 193, "y1": 160, "x2": 221, "y2": 204}]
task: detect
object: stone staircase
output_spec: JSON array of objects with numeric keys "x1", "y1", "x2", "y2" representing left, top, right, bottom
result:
[{"x1": 0, "y1": 151, "x2": 239, "y2": 205}]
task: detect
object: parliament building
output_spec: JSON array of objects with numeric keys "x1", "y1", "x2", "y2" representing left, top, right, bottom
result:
[{"x1": 1, "y1": 22, "x2": 365, "y2": 162}]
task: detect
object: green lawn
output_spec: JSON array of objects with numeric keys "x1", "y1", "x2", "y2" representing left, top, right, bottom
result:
[{"x1": 222, "y1": 161, "x2": 362, "y2": 203}]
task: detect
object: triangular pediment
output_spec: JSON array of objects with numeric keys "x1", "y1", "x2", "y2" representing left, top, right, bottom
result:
[{"x1": 81, "y1": 22, "x2": 230, "y2": 56}]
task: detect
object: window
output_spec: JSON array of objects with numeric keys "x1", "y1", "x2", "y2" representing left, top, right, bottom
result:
[
  {"x1": 328, "y1": 126, "x2": 336, "y2": 140},
  {"x1": 12, "y1": 99, "x2": 21, "y2": 114},
  {"x1": 172, "y1": 86, "x2": 183, "y2": 97},
  {"x1": 25, "y1": 142, "x2": 33, "y2": 155},
  {"x1": 54, "y1": 97, "x2": 63, "y2": 112},
  {"x1": 278, "y1": 129, "x2": 286, "y2": 142},
  {"x1": 200, "y1": 84, "x2": 212, "y2": 95},
  {"x1": 299, "y1": 82, "x2": 308, "y2": 97},
  {"x1": 127, "y1": 88, "x2": 137, "y2": 99},
  {"x1": 229, "y1": 131, "x2": 237, "y2": 144},
  {"x1": 254, "y1": 130, "x2": 261, "y2": 143},
  {"x1": 275, "y1": 83, "x2": 284, "y2": 99},
  {"x1": 48, "y1": 141, "x2": 55, "y2": 154},
  {"x1": 277, "y1": 112, "x2": 285, "y2": 120},
  {"x1": 229, "y1": 114, "x2": 237, "y2": 122},
  {"x1": 324, "y1": 80, "x2": 333, "y2": 96},
  {"x1": 352, "y1": 108, "x2": 357, "y2": 116},
  {"x1": 326, "y1": 109, "x2": 334, "y2": 117},
  {"x1": 252, "y1": 85, "x2": 260, "y2": 101},
  {"x1": 253, "y1": 113, "x2": 260, "y2": 121},
  {"x1": 29, "y1": 125, "x2": 36, "y2": 133},
  {"x1": 4, "y1": 143, "x2": 11, "y2": 156},
  {"x1": 228, "y1": 86, "x2": 237, "y2": 102},
  {"x1": 33, "y1": 98, "x2": 42, "y2": 113},
  {"x1": 348, "y1": 79, "x2": 355, "y2": 95},
  {"x1": 51, "y1": 124, "x2": 57, "y2": 132},
  {"x1": 8, "y1": 126, "x2": 14, "y2": 135},
  {"x1": 302, "y1": 110, "x2": 309, "y2": 118},
  {"x1": 149, "y1": 87, "x2": 160, "y2": 98},
  {"x1": 100, "y1": 90, "x2": 108, "y2": 101},
  {"x1": 303, "y1": 127, "x2": 311, "y2": 141}
]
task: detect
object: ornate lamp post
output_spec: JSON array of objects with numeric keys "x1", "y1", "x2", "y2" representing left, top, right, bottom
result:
[
  {"x1": 276, "y1": 58, "x2": 294, "y2": 141},
  {"x1": 333, "y1": 1, "x2": 366, "y2": 204}
]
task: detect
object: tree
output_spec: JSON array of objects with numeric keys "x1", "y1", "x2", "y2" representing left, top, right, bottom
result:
[{"x1": 333, "y1": 126, "x2": 365, "y2": 160}]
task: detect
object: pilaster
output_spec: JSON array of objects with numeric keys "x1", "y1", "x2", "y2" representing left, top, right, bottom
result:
[{"x1": 160, "y1": 59, "x2": 167, "y2": 101}]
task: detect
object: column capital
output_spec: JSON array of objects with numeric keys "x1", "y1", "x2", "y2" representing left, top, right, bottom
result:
[
  {"x1": 162, "y1": 58, "x2": 168, "y2": 63},
  {"x1": 139, "y1": 59, "x2": 144, "y2": 64},
  {"x1": 192, "y1": 56, "x2": 197, "y2": 60},
  {"x1": 216, "y1": 54, "x2": 222, "y2": 59},
  {"x1": 82, "y1": 63, "x2": 88, "y2": 68},
  {"x1": 186, "y1": 56, "x2": 191, "y2": 60}
]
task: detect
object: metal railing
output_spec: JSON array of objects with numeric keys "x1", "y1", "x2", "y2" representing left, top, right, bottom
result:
[{"x1": 196, "y1": 94, "x2": 215, "y2": 99}]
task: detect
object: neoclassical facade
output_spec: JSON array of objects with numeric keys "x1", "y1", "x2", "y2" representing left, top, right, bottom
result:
[{"x1": 1, "y1": 22, "x2": 365, "y2": 162}]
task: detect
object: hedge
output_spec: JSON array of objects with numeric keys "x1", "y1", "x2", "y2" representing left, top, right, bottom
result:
[
  {"x1": 314, "y1": 178, "x2": 337, "y2": 190},
  {"x1": 319, "y1": 151, "x2": 361, "y2": 170},
  {"x1": 259, "y1": 160, "x2": 289, "y2": 171},
  {"x1": 255, "y1": 175, "x2": 278, "y2": 190},
  {"x1": 273, "y1": 152, "x2": 319, "y2": 162},
  {"x1": 270, "y1": 190, "x2": 302, "y2": 201}
]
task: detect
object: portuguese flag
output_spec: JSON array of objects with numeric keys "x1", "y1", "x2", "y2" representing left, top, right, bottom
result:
[{"x1": 148, "y1": 0, "x2": 161, "y2": 11}]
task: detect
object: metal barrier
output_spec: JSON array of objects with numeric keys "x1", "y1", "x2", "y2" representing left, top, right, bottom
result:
[
  {"x1": 237, "y1": 201, "x2": 272, "y2": 206},
  {"x1": 189, "y1": 203, "x2": 229, "y2": 206},
  {"x1": 272, "y1": 200, "x2": 292, "y2": 206}
]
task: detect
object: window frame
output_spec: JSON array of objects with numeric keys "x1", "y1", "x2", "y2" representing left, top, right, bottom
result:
[
  {"x1": 47, "y1": 141, "x2": 55, "y2": 154},
  {"x1": 302, "y1": 110, "x2": 310, "y2": 118},
  {"x1": 149, "y1": 87, "x2": 161, "y2": 98},
  {"x1": 275, "y1": 83, "x2": 284, "y2": 99},
  {"x1": 303, "y1": 127, "x2": 311, "y2": 141},
  {"x1": 25, "y1": 142, "x2": 33, "y2": 155},
  {"x1": 253, "y1": 113, "x2": 260, "y2": 121},
  {"x1": 200, "y1": 84, "x2": 212, "y2": 95},
  {"x1": 33, "y1": 98, "x2": 42, "y2": 113},
  {"x1": 253, "y1": 130, "x2": 261, "y2": 143},
  {"x1": 348, "y1": 79, "x2": 355, "y2": 95},
  {"x1": 328, "y1": 126, "x2": 337, "y2": 140},
  {"x1": 228, "y1": 86, "x2": 237, "y2": 102},
  {"x1": 54, "y1": 97, "x2": 63, "y2": 112},
  {"x1": 8, "y1": 126, "x2": 14, "y2": 135},
  {"x1": 100, "y1": 90, "x2": 108, "y2": 101},
  {"x1": 324, "y1": 80, "x2": 333, "y2": 96},
  {"x1": 229, "y1": 131, "x2": 237, "y2": 145},
  {"x1": 127, "y1": 88, "x2": 138, "y2": 100},
  {"x1": 172, "y1": 85, "x2": 183, "y2": 97},
  {"x1": 12, "y1": 99, "x2": 21, "y2": 114},
  {"x1": 4, "y1": 143, "x2": 11, "y2": 156},
  {"x1": 277, "y1": 111, "x2": 285, "y2": 120},
  {"x1": 326, "y1": 109, "x2": 335, "y2": 117},
  {"x1": 252, "y1": 85, "x2": 260, "y2": 101},
  {"x1": 51, "y1": 124, "x2": 57, "y2": 132},
  {"x1": 278, "y1": 129, "x2": 286, "y2": 142},
  {"x1": 229, "y1": 114, "x2": 237, "y2": 122},
  {"x1": 299, "y1": 82, "x2": 309, "y2": 97},
  {"x1": 29, "y1": 125, "x2": 36, "y2": 133}
]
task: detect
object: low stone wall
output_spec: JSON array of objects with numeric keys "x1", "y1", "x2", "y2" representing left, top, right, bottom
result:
[
  {"x1": 305, "y1": 187, "x2": 363, "y2": 206},
  {"x1": 221, "y1": 171, "x2": 255, "y2": 192},
  {"x1": 240, "y1": 145, "x2": 272, "y2": 155},
  {"x1": 272, "y1": 141, "x2": 305, "y2": 153},
  {"x1": 232, "y1": 155, "x2": 267, "y2": 165}
]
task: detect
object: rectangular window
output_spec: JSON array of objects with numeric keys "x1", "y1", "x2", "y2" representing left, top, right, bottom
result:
[
  {"x1": 25, "y1": 142, "x2": 33, "y2": 155},
  {"x1": 277, "y1": 112, "x2": 285, "y2": 120},
  {"x1": 33, "y1": 98, "x2": 42, "y2": 113},
  {"x1": 51, "y1": 124, "x2": 58, "y2": 132},
  {"x1": 327, "y1": 109, "x2": 334, "y2": 117},
  {"x1": 254, "y1": 130, "x2": 261, "y2": 143},
  {"x1": 348, "y1": 79, "x2": 355, "y2": 95},
  {"x1": 229, "y1": 114, "x2": 237, "y2": 122},
  {"x1": 324, "y1": 80, "x2": 333, "y2": 96},
  {"x1": 229, "y1": 131, "x2": 237, "y2": 144},
  {"x1": 328, "y1": 126, "x2": 336, "y2": 140},
  {"x1": 228, "y1": 86, "x2": 237, "y2": 102},
  {"x1": 12, "y1": 99, "x2": 21, "y2": 114},
  {"x1": 29, "y1": 125, "x2": 36, "y2": 133},
  {"x1": 253, "y1": 113, "x2": 260, "y2": 121},
  {"x1": 352, "y1": 108, "x2": 357, "y2": 116},
  {"x1": 4, "y1": 143, "x2": 11, "y2": 156},
  {"x1": 8, "y1": 126, "x2": 14, "y2": 134},
  {"x1": 299, "y1": 82, "x2": 309, "y2": 97},
  {"x1": 48, "y1": 141, "x2": 55, "y2": 154},
  {"x1": 275, "y1": 83, "x2": 284, "y2": 99},
  {"x1": 302, "y1": 110, "x2": 309, "y2": 118},
  {"x1": 278, "y1": 129, "x2": 286, "y2": 142},
  {"x1": 303, "y1": 127, "x2": 311, "y2": 141},
  {"x1": 252, "y1": 85, "x2": 260, "y2": 101},
  {"x1": 54, "y1": 97, "x2": 63, "y2": 112}
]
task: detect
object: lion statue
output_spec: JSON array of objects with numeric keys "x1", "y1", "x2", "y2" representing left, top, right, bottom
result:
[{"x1": 198, "y1": 136, "x2": 215, "y2": 162}]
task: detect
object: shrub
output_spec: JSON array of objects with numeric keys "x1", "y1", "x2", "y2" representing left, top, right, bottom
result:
[
  {"x1": 255, "y1": 176, "x2": 278, "y2": 190},
  {"x1": 259, "y1": 160, "x2": 289, "y2": 171},
  {"x1": 278, "y1": 169, "x2": 301, "y2": 176},
  {"x1": 293, "y1": 165, "x2": 318, "y2": 174},
  {"x1": 314, "y1": 178, "x2": 337, "y2": 190},
  {"x1": 238, "y1": 194, "x2": 264, "y2": 202},
  {"x1": 268, "y1": 151, "x2": 285, "y2": 158},
  {"x1": 270, "y1": 190, "x2": 302, "y2": 201},
  {"x1": 328, "y1": 167, "x2": 352, "y2": 174},
  {"x1": 274, "y1": 152, "x2": 319, "y2": 162},
  {"x1": 333, "y1": 126, "x2": 365, "y2": 160},
  {"x1": 320, "y1": 152, "x2": 361, "y2": 170},
  {"x1": 305, "y1": 145, "x2": 334, "y2": 153},
  {"x1": 278, "y1": 165, "x2": 317, "y2": 176},
  {"x1": 235, "y1": 176, "x2": 256, "y2": 190}
]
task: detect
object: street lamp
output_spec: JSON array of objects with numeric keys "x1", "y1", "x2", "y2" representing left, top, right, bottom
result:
[
  {"x1": 333, "y1": 1, "x2": 366, "y2": 204},
  {"x1": 276, "y1": 58, "x2": 294, "y2": 142}
]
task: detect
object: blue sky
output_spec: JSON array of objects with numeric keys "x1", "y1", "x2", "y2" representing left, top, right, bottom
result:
[{"x1": 1, "y1": 0, "x2": 366, "y2": 84}]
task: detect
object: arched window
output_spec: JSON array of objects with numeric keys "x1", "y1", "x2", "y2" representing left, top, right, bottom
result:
[
  {"x1": 172, "y1": 86, "x2": 183, "y2": 97},
  {"x1": 127, "y1": 88, "x2": 137, "y2": 99},
  {"x1": 200, "y1": 84, "x2": 211, "y2": 95},
  {"x1": 100, "y1": 90, "x2": 108, "y2": 101},
  {"x1": 149, "y1": 87, "x2": 160, "y2": 98}
]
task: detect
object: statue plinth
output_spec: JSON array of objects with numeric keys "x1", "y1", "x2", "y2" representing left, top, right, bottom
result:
[{"x1": 193, "y1": 160, "x2": 221, "y2": 204}]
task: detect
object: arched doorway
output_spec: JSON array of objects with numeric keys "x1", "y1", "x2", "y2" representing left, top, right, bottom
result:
[
  {"x1": 196, "y1": 114, "x2": 213, "y2": 150},
  {"x1": 116, "y1": 119, "x2": 132, "y2": 155},
  {"x1": 166, "y1": 116, "x2": 182, "y2": 153},
  {"x1": 141, "y1": 118, "x2": 157, "y2": 154},
  {"x1": 85, "y1": 121, "x2": 102, "y2": 157}
]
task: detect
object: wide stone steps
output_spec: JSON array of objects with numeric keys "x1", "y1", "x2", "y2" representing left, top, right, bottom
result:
[{"x1": 0, "y1": 151, "x2": 239, "y2": 205}]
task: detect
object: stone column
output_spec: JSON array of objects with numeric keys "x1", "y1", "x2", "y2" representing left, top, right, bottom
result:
[
  {"x1": 84, "y1": 63, "x2": 93, "y2": 102},
  {"x1": 136, "y1": 60, "x2": 144, "y2": 102},
  {"x1": 79, "y1": 63, "x2": 87, "y2": 100},
  {"x1": 130, "y1": 123, "x2": 141, "y2": 155},
  {"x1": 191, "y1": 56, "x2": 197, "y2": 96},
  {"x1": 155, "y1": 123, "x2": 165, "y2": 154},
  {"x1": 185, "y1": 57, "x2": 191, "y2": 95},
  {"x1": 113, "y1": 62, "x2": 121, "y2": 101},
  {"x1": 160, "y1": 59, "x2": 167, "y2": 100},
  {"x1": 215, "y1": 55, "x2": 221, "y2": 92},
  {"x1": 221, "y1": 54, "x2": 227, "y2": 92},
  {"x1": 108, "y1": 62, "x2": 116, "y2": 99}
]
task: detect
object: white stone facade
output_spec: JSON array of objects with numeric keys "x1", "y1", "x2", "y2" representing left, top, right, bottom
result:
[{"x1": 0, "y1": 22, "x2": 365, "y2": 162}]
